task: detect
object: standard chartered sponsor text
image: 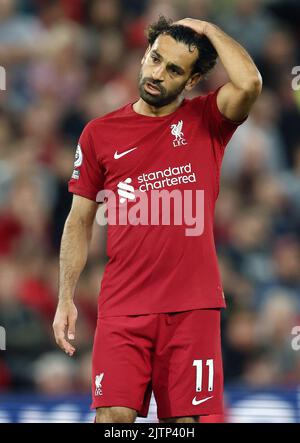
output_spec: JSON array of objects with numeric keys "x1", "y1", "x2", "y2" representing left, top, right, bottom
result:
[
  {"x1": 96, "y1": 162, "x2": 204, "y2": 236},
  {"x1": 137, "y1": 162, "x2": 196, "y2": 191}
]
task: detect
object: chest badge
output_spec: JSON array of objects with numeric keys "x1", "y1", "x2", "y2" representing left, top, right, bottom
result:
[{"x1": 171, "y1": 120, "x2": 187, "y2": 147}]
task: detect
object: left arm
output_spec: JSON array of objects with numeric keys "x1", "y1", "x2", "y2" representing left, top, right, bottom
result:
[{"x1": 175, "y1": 19, "x2": 263, "y2": 121}]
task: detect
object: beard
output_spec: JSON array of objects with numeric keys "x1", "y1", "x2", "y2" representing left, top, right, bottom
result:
[{"x1": 138, "y1": 72, "x2": 186, "y2": 108}]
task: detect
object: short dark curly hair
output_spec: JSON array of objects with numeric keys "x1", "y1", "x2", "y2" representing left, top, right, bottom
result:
[{"x1": 146, "y1": 16, "x2": 218, "y2": 77}]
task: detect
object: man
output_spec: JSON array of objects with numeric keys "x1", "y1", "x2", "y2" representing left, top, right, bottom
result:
[{"x1": 53, "y1": 16, "x2": 262, "y2": 423}]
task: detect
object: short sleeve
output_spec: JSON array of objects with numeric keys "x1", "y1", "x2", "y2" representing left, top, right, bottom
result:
[
  {"x1": 203, "y1": 87, "x2": 247, "y2": 150},
  {"x1": 68, "y1": 123, "x2": 104, "y2": 201}
]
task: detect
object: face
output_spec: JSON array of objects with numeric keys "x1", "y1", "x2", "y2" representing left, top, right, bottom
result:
[{"x1": 138, "y1": 34, "x2": 200, "y2": 108}]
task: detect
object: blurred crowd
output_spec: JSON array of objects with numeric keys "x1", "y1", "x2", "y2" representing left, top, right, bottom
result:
[{"x1": 0, "y1": 0, "x2": 300, "y2": 397}]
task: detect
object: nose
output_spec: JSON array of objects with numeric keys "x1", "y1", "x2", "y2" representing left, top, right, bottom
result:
[{"x1": 152, "y1": 64, "x2": 164, "y2": 82}]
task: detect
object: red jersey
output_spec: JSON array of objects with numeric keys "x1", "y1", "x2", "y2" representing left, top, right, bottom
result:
[{"x1": 68, "y1": 89, "x2": 245, "y2": 317}]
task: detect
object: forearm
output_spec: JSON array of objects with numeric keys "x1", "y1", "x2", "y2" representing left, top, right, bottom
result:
[
  {"x1": 59, "y1": 215, "x2": 93, "y2": 302},
  {"x1": 204, "y1": 23, "x2": 262, "y2": 92}
]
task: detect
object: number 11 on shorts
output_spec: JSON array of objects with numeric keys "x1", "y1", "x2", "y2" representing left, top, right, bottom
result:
[{"x1": 193, "y1": 359, "x2": 214, "y2": 392}]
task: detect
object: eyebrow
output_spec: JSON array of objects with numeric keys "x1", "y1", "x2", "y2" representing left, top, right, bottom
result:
[{"x1": 151, "y1": 49, "x2": 185, "y2": 75}]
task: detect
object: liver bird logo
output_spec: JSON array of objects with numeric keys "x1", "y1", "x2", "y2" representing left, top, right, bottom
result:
[
  {"x1": 171, "y1": 120, "x2": 184, "y2": 140},
  {"x1": 170, "y1": 120, "x2": 187, "y2": 147},
  {"x1": 95, "y1": 373, "x2": 104, "y2": 388}
]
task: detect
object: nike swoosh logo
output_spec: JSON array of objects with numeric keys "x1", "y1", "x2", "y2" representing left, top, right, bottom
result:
[
  {"x1": 192, "y1": 395, "x2": 214, "y2": 406},
  {"x1": 114, "y1": 147, "x2": 138, "y2": 159}
]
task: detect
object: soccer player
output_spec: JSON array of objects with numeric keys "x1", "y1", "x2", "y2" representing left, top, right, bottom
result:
[{"x1": 53, "y1": 16, "x2": 262, "y2": 423}]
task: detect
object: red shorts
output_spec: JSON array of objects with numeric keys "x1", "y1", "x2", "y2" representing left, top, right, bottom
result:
[{"x1": 91, "y1": 308, "x2": 223, "y2": 420}]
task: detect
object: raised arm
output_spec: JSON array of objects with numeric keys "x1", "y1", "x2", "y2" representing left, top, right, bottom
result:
[
  {"x1": 53, "y1": 195, "x2": 98, "y2": 356},
  {"x1": 175, "y1": 18, "x2": 263, "y2": 121}
]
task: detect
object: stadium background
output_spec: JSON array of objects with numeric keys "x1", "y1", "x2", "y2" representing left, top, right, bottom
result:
[{"x1": 0, "y1": 0, "x2": 300, "y2": 423}]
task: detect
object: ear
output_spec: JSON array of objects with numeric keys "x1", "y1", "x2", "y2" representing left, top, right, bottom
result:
[
  {"x1": 141, "y1": 45, "x2": 151, "y2": 65},
  {"x1": 185, "y1": 73, "x2": 202, "y2": 91}
]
